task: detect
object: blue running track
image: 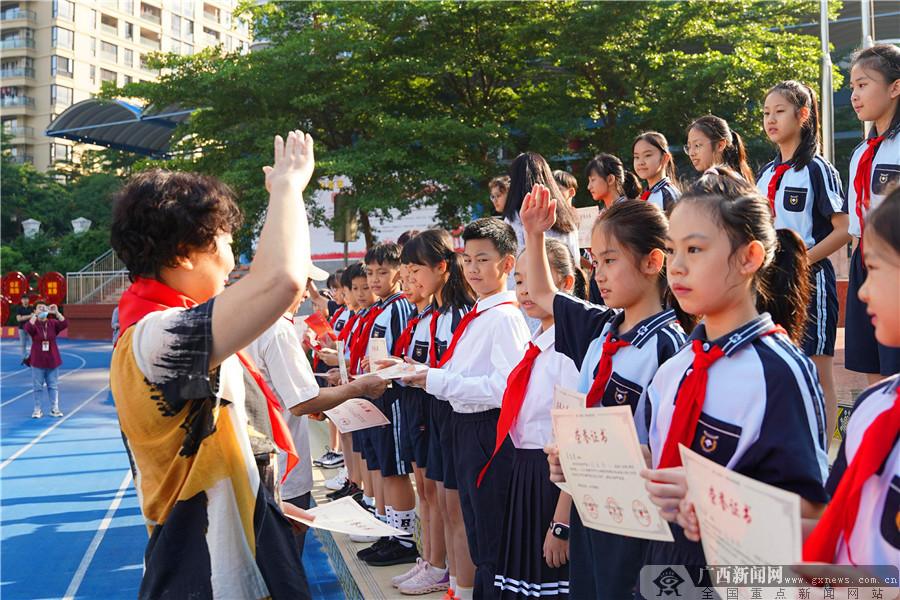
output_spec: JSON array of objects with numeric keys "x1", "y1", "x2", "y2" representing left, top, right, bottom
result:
[{"x1": 1, "y1": 338, "x2": 343, "y2": 600}]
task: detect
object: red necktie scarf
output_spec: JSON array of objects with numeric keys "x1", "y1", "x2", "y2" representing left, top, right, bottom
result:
[
  {"x1": 640, "y1": 190, "x2": 651, "y2": 200},
  {"x1": 313, "y1": 307, "x2": 343, "y2": 371},
  {"x1": 117, "y1": 276, "x2": 299, "y2": 482},
  {"x1": 395, "y1": 309, "x2": 429, "y2": 359},
  {"x1": 337, "y1": 312, "x2": 359, "y2": 344},
  {"x1": 853, "y1": 136, "x2": 885, "y2": 264},
  {"x1": 478, "y1": 342, "x2": 542, "y2": 486},
  {"x1": 428, "y1": 307, "x2": 441, "y2": 367},
  {"x1": 656, "y1": 340, "x2": 727, "y2": 469},
  {"x1": 585, "y1": 333, "x2": 630, "y2": 408},
  {"x1": 349, "y1": 306, "x2": 383, "y2": 374},
  {"x1": 803, "y1": 386, "x2": 900, "y2": 563},
  {"x1": 437, "y1": 301, "x2": 517, "y2": 367},
  {"x1": 766, "y1": 163, "x2": 792, "y2": 217}
]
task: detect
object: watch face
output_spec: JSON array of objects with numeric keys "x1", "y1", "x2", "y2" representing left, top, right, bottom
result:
[{"x1": 553, "y1": 524, "x2": 569, "y2": 540}]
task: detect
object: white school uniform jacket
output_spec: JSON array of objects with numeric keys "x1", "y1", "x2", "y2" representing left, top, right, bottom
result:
[
  {"x1": 845, "y1": 122, "x2": 900, "y2": 239},
  {"x1": 425, "y1": 291, "x2": 531, "y2": 414},
  {"x1": 644, "y1": 178, "x2": 681, "y2": 213},
  {"x1": 756, "y1": 154, "x2": 845, "y2": 249},
  {"x1": 429, "y1": 302, "x2": 471, "y2": 365},
  {"x1": 332, "y1": 307, "x2": 352, "y2": 334},
  {"x1": 509, "y1": 324, "x2": 580, "y2": 450},
  {"x1": 647, "y1": 313, "x2": 830, "y2": 503},
  {"x1": 553, "y1": 293, "x2": 685, "y2": 443},
  {"x1": 365, "y1": 292, "x2": 415, "y2": 357},
  {"x1": 826, "y1": 374, "x2": 900, "y2": 569}
]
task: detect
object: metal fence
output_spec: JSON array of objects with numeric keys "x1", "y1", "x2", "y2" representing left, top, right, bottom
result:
[{"x1": 66, "y1": 249, "x2": 128, "y2": 304}]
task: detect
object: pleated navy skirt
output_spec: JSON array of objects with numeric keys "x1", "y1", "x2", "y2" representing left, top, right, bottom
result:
[{"x1": 495, "y1": 448, "x2": 569, "y2": 599}]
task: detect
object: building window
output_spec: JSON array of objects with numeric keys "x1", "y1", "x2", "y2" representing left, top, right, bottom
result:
[
  {"x1": 51, "y1": 142, "x2": 72, "y2": 162},
  {"x1": 50, "y1": 84, "x2": 73, "y2": 107},
  {"x1": 120, "y1": 0, "x2": 134, "y2": 15},
  {"x1": 89, "y1": 64, "x2": 95, "y2": 81},
  {"x1": 123, "y1": 74, "x2": 132, "y2": 85},
  {"x1": 52, "y1": 26, "x2": 74, "y2": 50},
  {"x1": 123, "y1": 48, "x2": 133, "y2": 68},
  {"x1": 100, "y1": 40, "x2": 118, "y2": 62},
  {"x1": 51, "y1": 55, "x2": 74, "y2": 78},
  {"x1": 183, "y1": 19, "x2": 193, "y2": 42},
  {"x1": 52, "y1": 0, "x2": 75, "y2": 21},
  {"x1": 124, "y1": 22, "x2": 133, "y2": 41},
  {"x1": 100, "y1": 68, "x2": 116, "y2": 84},
  {"x1": 171, "y1": 14, "x2": 181, "y2": 39},
  {"x1": 90, "y1": 37, "x2": 96, "y2": 56}
]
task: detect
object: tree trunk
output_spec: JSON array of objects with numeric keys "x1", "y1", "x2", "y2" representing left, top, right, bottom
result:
[{"x1": 359, "y1": 209, "x2": 375, "y2": 249}]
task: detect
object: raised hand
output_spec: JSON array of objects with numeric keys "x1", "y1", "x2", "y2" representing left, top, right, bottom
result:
[
  {"x1": 262, "y1": 130, "x2": 315, "y2": 194},
  {"x1": 519, "y1": 183, "x2": 557, "y2": 234}
]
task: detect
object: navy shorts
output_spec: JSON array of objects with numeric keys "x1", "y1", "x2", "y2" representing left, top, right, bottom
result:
[
  {"x1": 844, "y1": 245, "x2": 900, "y2": 375},
  {"x1": 396, "y1": 386, "x2": 430, "y2": 469},
  {"x1": 354, "y1": 398, "x2": 382, "y2": 472},
  {"x1": 378, "y1": 387, "x2": 413, "y2": 478},
  {"x1": 801, "y1": 258, "x2": 838, "y2": 357},
  {"x1": 425, "y1": 397, "x2": 457, "y2": 489}
]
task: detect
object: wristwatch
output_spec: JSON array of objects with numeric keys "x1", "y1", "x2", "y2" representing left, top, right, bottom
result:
[{"x1": 550, "y1": 522, "x2": 569, "y2": 541}]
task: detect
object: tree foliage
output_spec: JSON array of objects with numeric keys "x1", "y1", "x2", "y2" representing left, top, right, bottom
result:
[{"x1": 101, "y1": 0, "x2": 839, "y2": 250}]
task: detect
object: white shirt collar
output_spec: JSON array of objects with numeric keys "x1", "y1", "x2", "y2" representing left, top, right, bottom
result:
[{"x1": 474, "y1": 290, "x2": 518, "y2": 312}]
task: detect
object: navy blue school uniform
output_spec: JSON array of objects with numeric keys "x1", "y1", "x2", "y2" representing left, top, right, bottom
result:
[
  {"x1": 553, "y1": 293, "x2": 685, "y2": 599},
  {"x1": 365, "y1": 292, "x2": 416, "y2": 477},
  {"x1": 844, "y1": 122, "x2": 900, "y2": 376},
  {"x1": 757, "y1": 154, "x2": 845, "y2": 357},
  {"x1": 640, "y1": 314, "x2": 829, "y2": 598},
  {"x1": 396, "y1": 305, "x2": 434, "y2": 469},
  {"x1": 345, "y1": 307, "x2": 379, "y2": 469},
  {"x1": 643, "y1": 178, "x2": 680, "y2": 213},
  {"x1": 424, "y1": 302, "x2": 470, "y2": 490},
  {"x1": 495, "y1": 325, "x2": 578, "y2": 600},
  {"x1": 824, "y1": 374, "x2": 900, "y2": 569}
]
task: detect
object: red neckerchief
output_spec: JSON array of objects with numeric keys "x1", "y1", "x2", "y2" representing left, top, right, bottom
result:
[
  {"x1": 766, "y1": 163, "x2": 792, "y2": 217},
  {"x1": 853, "y1": 136, "x2": 885, "y2": 267},
  {"x1": 117, "y1": 276, "x2": 298, "y2": 483},
  {"x1": 639, "y1": 190, "x2": 651, "y2": 200},
  {"x1": 349, "y1": 295, "x2": 403, "y2": 373},
  {"x1": 396, "y1": 306, "x2": 432, "y2": 358},
  {"x1": 803, "y1": 384, "x2": 900, "y2": 564},
  {"x1": 437, "y1": 301, "x2": 517, "y2": 368},
  {"x1": 429, "y1": 306, "x2": 441, "y2": 367},
  {"x1": 585, "y1": 332, "x2": 630, "y2": 408},
  {"x1": 657, "y1": 325, "x2": 786, "y2": 469}
]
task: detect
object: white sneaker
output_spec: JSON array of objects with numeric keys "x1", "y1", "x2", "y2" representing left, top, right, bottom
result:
[
  {"x1": 392, "y1": 558, "x2": 428, "y2": 588},
  {"x1": 324, "y1": 467, "x2": 349, "y2": 491},
  {"x1": 349, "y1": 533, "x2": 380, "y2": 543},
  {"x1": 31, "y1": 409, "x2": 42, "y2": 418},
  {"x1": 399, "y1": 564, "x2": 450, "y2": 595}
]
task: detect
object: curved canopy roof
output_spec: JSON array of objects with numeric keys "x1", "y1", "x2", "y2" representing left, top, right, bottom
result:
[{"x1": 44, "y1": 100, "x2": 193, "y2": 158}]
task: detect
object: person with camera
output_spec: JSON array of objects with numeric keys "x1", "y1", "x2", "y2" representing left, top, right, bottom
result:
[{"x1": 24, "y1": 300, "x2": 68, "y2": 418}]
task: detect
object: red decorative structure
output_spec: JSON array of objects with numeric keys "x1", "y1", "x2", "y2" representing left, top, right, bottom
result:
[
  {"x1": 40, "y1": 273, "x2": 67, "y2": 305},
  {"x1": 1, "y1": 272, "x2": 28, "y2": 302}
]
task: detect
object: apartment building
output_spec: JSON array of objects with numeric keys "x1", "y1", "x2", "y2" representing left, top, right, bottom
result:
[{"x1": 0, "y1": 0, "x2": 251, "y2": 172}]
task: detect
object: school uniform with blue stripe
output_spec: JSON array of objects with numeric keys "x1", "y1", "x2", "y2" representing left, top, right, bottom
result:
[
  {"x1": 641, "y1": 314, "x2": 829, "y2": 596},
  {"x1": 365, "y1": 292, "x2": 416, "y2": 477},
  {"x1": 553, "y1": 293, "x2": 685, "y2": 599},
  {"x1": 397, "y1": 306, "x2": 434, "y2": 468},
  {"x1": 843, "y1": 123, "x2": 900, "y2": 376},
  {"x1": 495, "y1": 325, "x2": 577, "y2": 599},
  {"x1": 424, "y1": 303, "x2": 470, "y2": 489},
  {"x1": 645, "y1": 178, "x2": 681, "y2": 213},
  {"x1": 345, "y1": 307, "x2": 380, "y2": 469},
  {"x1": 825, "y1": 374, "x2": 900, "y2": 570},
  {"x1": 756, "y1": 154, "x2": 845, "y2": 357}
]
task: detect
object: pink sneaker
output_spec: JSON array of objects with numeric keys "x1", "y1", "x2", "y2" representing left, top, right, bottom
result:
[
  {"x1": 399, "y1": 565, "x2": 450, "y2": 595},
  {"x1": 391, "y1": 557, "x2": 427, "y2": 588}
]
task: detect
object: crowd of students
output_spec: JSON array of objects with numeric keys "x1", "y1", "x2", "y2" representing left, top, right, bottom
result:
[{"x1": 108, "y1": 43, "x2": 899, "y2": 600}]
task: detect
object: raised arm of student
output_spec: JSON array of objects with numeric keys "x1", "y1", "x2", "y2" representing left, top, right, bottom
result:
[
  {"x1": 519, "y1": 183, "x2": 559, "y2": 314},
  {"x1": 209, "y1": 131, "x2": 314, "y2": 368}
]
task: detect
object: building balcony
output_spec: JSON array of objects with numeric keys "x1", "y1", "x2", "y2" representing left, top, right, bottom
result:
[
  {"x1": 139, "y1": 36, "x2": 160, "y2": 49},
  {"x1": 1, "y1": 95, "x2": 36, "y2": 108},
  {"x1": 0, "y1": 38, "x2": 36, "y2": 50},
  {"x1": 0, "y1": 67, "x2": 35, "y2": 78},
  {"x1": 4, "y1": 126, "x2": 35, "y2": 138},
  {"x1": 8, "y1": 154, "x2": 35, "y2": 164},
  {"x1": 100, "y1": 50, "x2": 118, "y2": 63},
  {"x1": 101, "y1": 23, "x2": 118, "y2": 36},
  {"x1": 0, "y1": 9, "x2": 36, "y2": 22},
  {"x1": 140, "y1": 11, "x2": 160, "y2": 25}
]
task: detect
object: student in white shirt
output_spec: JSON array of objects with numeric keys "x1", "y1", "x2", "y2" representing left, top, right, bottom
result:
[
  {"x1": 523, "y1": 188, "x2": 690, "y2": 598},
  {"x1": 489, "y1": 238, "x2": 583, "y2": 600},
  {"x1": 633, "y1": 131, "x2": 681, "y2": 213},
  {"x1": 404, "y1": 219, "x2": 530, "y2": 600}
]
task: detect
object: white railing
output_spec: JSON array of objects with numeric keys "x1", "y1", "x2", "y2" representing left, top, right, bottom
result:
[{"x1": 66, "y1": 249, "x2": 129, "y2": 304}]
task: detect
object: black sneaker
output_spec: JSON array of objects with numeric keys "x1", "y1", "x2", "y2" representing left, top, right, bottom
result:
[
  {"x1": 329, "y1": 481, "x2": 361, "y2": 501},
  {"x1": 356, "y1": 536, "x2": 389, "y2": 559},
  {"x1": 325, "y1": 480, "x2": 351, "y2": 500},
  {"x1": 364, "y1": 537, "x2": 419, "y2": 566}
]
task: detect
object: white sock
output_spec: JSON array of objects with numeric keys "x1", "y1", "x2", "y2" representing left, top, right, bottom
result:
[
  {"x1": 393, "y1": 507, "x2": 416, "y2": 547},
  {"x1": 455, "y1": 585, "x2": 473, "y2": 599},
  {"x1": 430, "y1": 564, "x2": 448, "y2": 575},
  {"x1": 363, "y1": 495, "x2": 375, "y2": 507},
  {"x1": 385, "y1": 505, "x2": 395, "y2": 530},
  {"x1": 449, "y1": 576, "x2": 457, "y2": 592}
]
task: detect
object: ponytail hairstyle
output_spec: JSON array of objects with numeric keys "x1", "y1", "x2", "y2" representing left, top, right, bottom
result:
[
  {"x1": 504, "y1": 152, "x2": 577, "y2": 234},
  {"x1": 687, "y1": 115, "x2": 755, "y2": 182},
  {"x1": 326, "y1": 267, "x2": 345, "y2": 290},
  {"x1": 850, "y1": 43, "x2": 900, "y2": 137},
  {"x1": 765, "y1": 81, "x2": 821, "y2": 169},
  {"x1": 592, "y1": 199, "x2": 698, "y2": 332},
  {"x1": 544, "y1": 238, "x2": 588, "y2": 301},
  {"x1": 585, "y1": 153, "x2": 643, "y2": 200},
  {"x1": 400, "y1": 228, "x2": 475, "y2": 311},
  {"x1": 867, "y1": 186, "x2": 900, "y2": 256},
  {"x1": 489, "y1": 175, "x2": 511, "y2": 193},
  {"x1": 632, "y1": 131, "x2": 678, "y2": 184},
  {"x1": 673, "y1": 167, "x2": 811, "y2": 343}
]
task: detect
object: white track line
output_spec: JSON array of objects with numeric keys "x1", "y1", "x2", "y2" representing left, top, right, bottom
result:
[
  {"x1": 0, "y1": 353, "x2": 89, "y2": 407},
  {"x1": 0, "y1": 385, "x2": 109, "y2": 470},
  {"x1": 62, "y1": 469, "x2": 134, "y2": 600}
]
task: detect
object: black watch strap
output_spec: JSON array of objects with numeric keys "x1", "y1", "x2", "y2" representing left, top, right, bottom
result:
[{"x1": 550, "y1": 522, "x2": 569, "y2": 540}]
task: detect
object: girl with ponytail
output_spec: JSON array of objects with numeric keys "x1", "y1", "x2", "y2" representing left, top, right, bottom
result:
[
  {"x1": 843, "y1": 43, "x2": 900, "y2": 384},
  {"x1": 584, "y1": 153, "x2": 643, "y2": 208},
  {"x1": 757, "y1": 80, "x2": 851, "y2": 448},
  {"x1": 633, "y1": 131, "x2": 681, "y2": 212},
  {"x1": 639, "y1": 169, "x2": 829, "y2": 594},
  {"x1": 684, "y1": 115, "x2": 755, "y2": 182},
  {"x1": 521, "y1": 190, "x2": 690, "y2": 599},
  {"x1": 399, "y1": 229, "x2": 475, "y2": 597}
]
